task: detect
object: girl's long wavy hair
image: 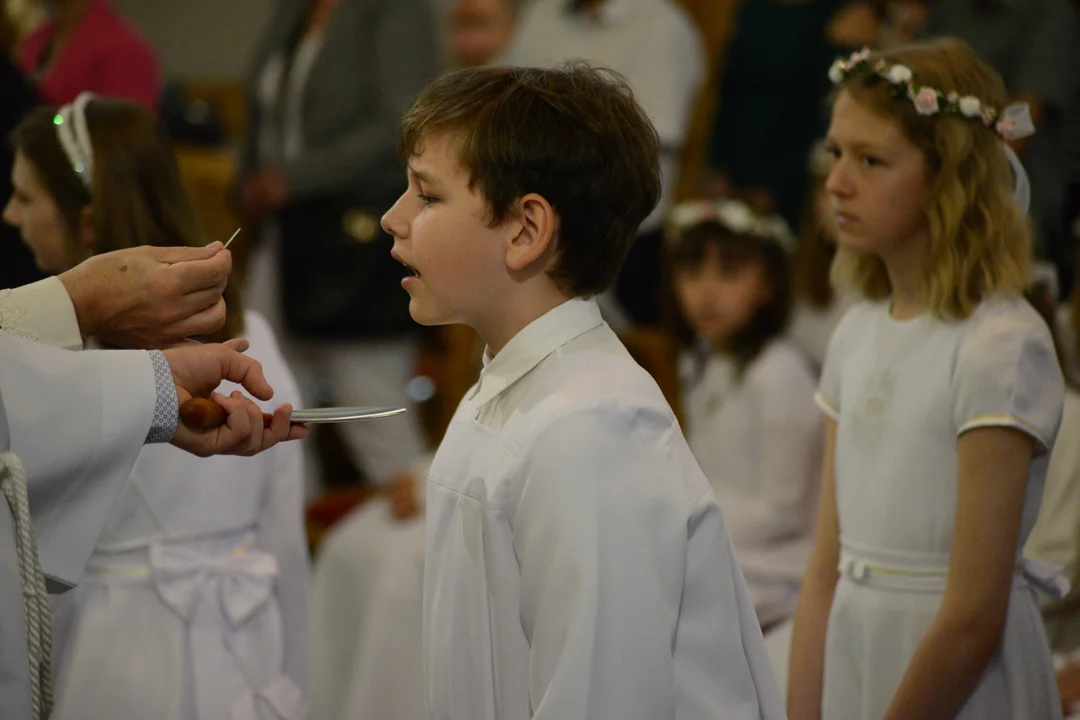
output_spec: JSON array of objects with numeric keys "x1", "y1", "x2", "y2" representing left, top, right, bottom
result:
[{"x1": 830, "y1": 38, "x2": 1031, "y2": 319}]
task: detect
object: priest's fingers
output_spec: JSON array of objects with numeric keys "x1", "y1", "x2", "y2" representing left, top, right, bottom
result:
[
  {"x1": 261, "y1": 403, "x2": 308, "y2": 451},
  {"x1": 156, "y1": 245, "x2": 227, "y2": 273},
  {"x1": 204, "y1": 390, "x2": 258, "y2": 456},
  {"x1": 163, "y1": 297, "x2": 229, "y2": 341},
  {"x1": 172, "y1": 279, "x2": 229, "y2": 319},
  {"x1": 229, "y1": 390, "x2": 265, "y2": 455},
  {"x1": 158, "y1": 241, "x2": 223, "y2": 264},
  {"x1": 215, "y1": 344, "x2": 274, "y2": 401},
  {"x1": 170, "y1": 390, "x2": 250, "y2": 457},
  {"x1": 157, "y1": 242, "x2": 231, "y2": 283}
]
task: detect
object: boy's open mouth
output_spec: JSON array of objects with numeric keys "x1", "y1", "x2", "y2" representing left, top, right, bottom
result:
[{"x1": 399, "y1": 259, "x2": 420, "y2": 278}]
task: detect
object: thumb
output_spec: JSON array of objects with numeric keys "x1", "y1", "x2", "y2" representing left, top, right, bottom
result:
[
  {"x1": 217, "y1": 345, "x2": 274, "y2": 401},
  {"x1": 223, "y1": 338, "x2": 250, "y2": 353},
  {"x1": 157, "y1": 242, "x2": 224, "y2": 264}
]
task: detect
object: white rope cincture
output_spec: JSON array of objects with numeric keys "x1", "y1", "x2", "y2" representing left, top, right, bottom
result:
[{"x1": 0, "y1": 451, "x2": 53, "y2": 720}]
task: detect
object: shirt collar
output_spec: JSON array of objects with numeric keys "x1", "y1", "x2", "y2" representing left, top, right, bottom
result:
[{"x1": 470, "y1": 298, "x2": 605, "y2": 409}]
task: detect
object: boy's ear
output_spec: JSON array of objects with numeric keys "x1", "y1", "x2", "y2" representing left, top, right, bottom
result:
[{"x1": 506, "y1": 192, "x2": 558, "y2": 272}]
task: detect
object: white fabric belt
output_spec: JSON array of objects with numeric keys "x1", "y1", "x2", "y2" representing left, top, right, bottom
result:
[{"x1": 838, "y1": 546, "x2": 1070, "y2": 599}]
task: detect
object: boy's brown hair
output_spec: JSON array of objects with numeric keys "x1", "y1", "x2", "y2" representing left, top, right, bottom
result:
[{"x1": 399, "y1": 61, "x2": 661, "y2": 296}]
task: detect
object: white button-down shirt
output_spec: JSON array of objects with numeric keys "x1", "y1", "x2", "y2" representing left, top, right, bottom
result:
[{"x1": 422, "y1": 298, "x2": 784, "y2": 719}]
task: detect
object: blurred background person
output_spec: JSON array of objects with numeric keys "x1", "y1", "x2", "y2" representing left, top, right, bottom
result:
[
  {"x1": 446, "y1": 0, "x2": 515, "y2": 67},
  {"x1": 705, "y1": 0, "x2": 878, "y2": 227},
  {"x1": 237, "y1": 0, "x2": 440, "y2": 499},
  {"x1": 17, "y1": 0, "x2": 160, "y2": 109}
]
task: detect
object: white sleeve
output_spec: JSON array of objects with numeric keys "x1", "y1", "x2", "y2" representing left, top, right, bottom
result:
[
  {"x1": 1025, "y1": 392, "x2": 1080, "y2": 580},
  {"x1": 724, "y1": 354, "x2": 822, "y2": 548},
  {"x1": 254, "y1": 440, "x2": 310, "y2": 695},
  {"x1": 0, "y1": 334, "x2": 155, "y2": 590},
  {"x1": 513, "y1": 405, "x2": 775, "y2": 718},
  {"x1": 953, "y1": 306, "x2": 1065, "y2": 454},
  {"x1": 0, "y1": 278, "x2": 83, "y2": 351}
]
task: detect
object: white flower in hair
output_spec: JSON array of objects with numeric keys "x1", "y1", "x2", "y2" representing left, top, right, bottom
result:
[
  {"x1": 828, "y1": 60, "x2": 845, "y2": 84},
  {"x1": 718, "y1": 201, "x2": 754, "y2": 233},
  {"x1": 667, "y1": 199, "x2": 795, "y2": 254},
  {"x1": 885, "y1": 64, "x2": 913, "y2": 84},
  {"x1": 669, "y1": 202, "x2": 712, "y2": 229},
  {"x1": 827, "y1": 47, "x2": 1036, "y2": 142},
  {"x1": 958, "y1": 96, "x2": 982, "y2": 118}
]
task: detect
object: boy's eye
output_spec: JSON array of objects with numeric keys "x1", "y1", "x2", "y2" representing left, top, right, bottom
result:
[
  {"x1": 418, "y1": 194, "x2": 437, "y2": 206},
  {"x1": 861, "y1": 155, "x2": 883, "y2": 168}
]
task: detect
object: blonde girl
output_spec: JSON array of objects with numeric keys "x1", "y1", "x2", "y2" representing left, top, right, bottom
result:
[{"x1": 787, "y1": 39, "x2": 1067, "y2": 720}]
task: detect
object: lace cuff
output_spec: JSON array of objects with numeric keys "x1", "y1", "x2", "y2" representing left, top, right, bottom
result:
[{"x1": 0, "y1": 278, "x2": 83, "y2": 350}]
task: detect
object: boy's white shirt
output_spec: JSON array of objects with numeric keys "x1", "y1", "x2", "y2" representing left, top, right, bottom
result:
[
  {"x1": 423, "y1": 297, "x2": 784, "y2": 719},
  {"x1": 0, "y1": 278, "x2": 83, "y2": 350}
]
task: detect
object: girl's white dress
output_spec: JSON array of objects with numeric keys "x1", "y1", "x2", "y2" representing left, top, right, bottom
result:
[
  {"x1": 817, "y1": 297, "x2": 1066, "y2": 719},
  {"x1": 683, "y1": 339, "x2": 822, "y2": 627},
  {"x1": 49, "y1": 311, "x2": 309, "y2": 720},
  {"x1": 787, "y1": 292, "x2": 857, "y2": 375}
]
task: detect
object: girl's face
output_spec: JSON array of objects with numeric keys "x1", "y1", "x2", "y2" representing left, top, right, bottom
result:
[
  {"x1": 674, "y1": 244, "x2": 772, "y2": 347},
  {"x1": 824, "y1": 90, "x2": 934, "y2": 262},
  {"x1": 2, "y1": 151, "x2": 76, "y2": 273}
]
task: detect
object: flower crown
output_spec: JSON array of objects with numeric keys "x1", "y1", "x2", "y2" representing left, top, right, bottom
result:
[
  {"x1": 667, "y1": 199, "x2": 795, "y2": 253},
  {"x1": 827, "y1": 48, "x2": 1034, "y2": 142}
]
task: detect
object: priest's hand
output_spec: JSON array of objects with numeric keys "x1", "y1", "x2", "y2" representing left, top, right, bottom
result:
[
  {"x1": 59, "y1": 242, "x2": 232, "y2": 349},
  {"x1": 163, "y1": 340, "x2": 308, "y2": 457}
]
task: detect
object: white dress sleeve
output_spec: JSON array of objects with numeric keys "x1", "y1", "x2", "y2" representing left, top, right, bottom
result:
[
  {"x1": 513, "y1": 405, "x2": 780, "y2": 719},
  {"x1": 1024, "y1": 390, "x2": 1080, "y2": 579},
  {"x1": 0, "y1": 278, "x2": 83, "y2": 350},
  {"x1": 725, "y1": 348, "x2": 822, "y2": 548},
  {"x1": 952, "y1": 303, "x2": 1066, "y2": 454}
]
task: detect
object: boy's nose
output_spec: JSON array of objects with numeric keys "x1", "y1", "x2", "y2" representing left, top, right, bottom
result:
[{"x1": 381, "y1": 196, "x2": 409, "y2": 240}]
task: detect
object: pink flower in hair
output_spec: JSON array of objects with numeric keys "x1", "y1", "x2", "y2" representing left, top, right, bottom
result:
[
  {"x1": 909, "y1": 87, "x2": 940, "y2": 116},
  {"x1": 850, "y1": 48, "x2": 872, "y2": 65},
  {"x1": 995, "y1": 116, "x2": 1017, "y2": 140}
]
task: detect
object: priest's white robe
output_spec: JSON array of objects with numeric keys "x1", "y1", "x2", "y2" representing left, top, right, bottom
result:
[{"x1": 0, "y1": 332, "x2": 157, "y2": 717}]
